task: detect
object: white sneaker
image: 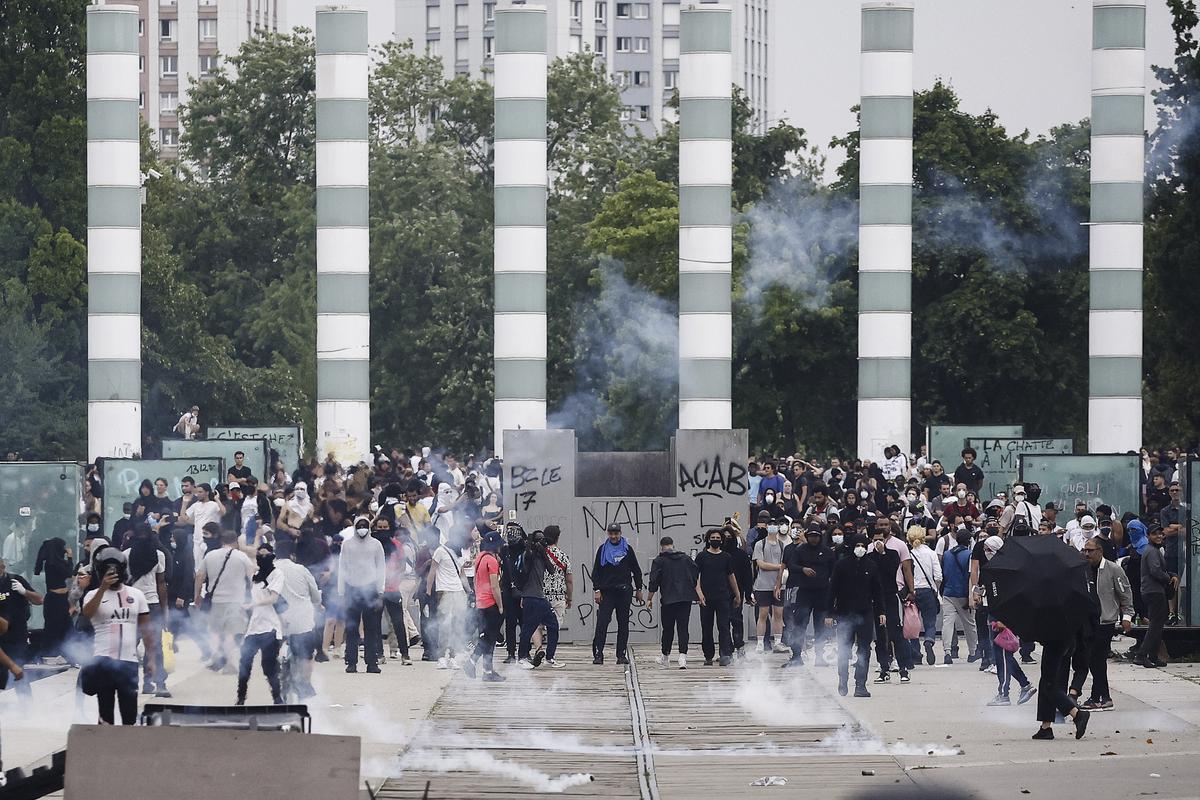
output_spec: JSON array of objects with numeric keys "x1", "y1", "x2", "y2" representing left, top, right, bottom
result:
[
  {"x1": 678, "y1": 654, "x2": 687, "y2": 670},
  {"x1": 517, "y1": 658, "x2": 535, "y2": 670},
  {"x1": 437, "y1": 656, "x2": 450, "y2": 669},
  {"x1": 654, "y1": 654, "x2": 667, "y2": 666},
  {"x1": 772, "y1": 643, "x2": 791, "y2": 654},
  {"x1": 546, "y1": 658, "x2": 565, "y2": 668},
  {"x1": 986, "y1": 664, "x2": 997, "y2": 674},
  {"x1": 390, "y1": 649, "x2": 400, "y2": 659},
  {"x1": 754, "y1": 642, "x2": 765, "y2": 654}
]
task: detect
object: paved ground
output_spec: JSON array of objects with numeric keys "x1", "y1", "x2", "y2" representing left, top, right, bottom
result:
[{"x1": 4, "y1": 633, "x2": 1200, "y2": 799}]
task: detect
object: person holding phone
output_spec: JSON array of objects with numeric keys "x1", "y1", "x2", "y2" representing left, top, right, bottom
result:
[{"x1": 82, "y1": 548, "x2": 154, "y2": 725}]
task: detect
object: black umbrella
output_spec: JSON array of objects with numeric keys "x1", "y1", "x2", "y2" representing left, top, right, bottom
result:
[{"x1": 980, "y1": 535, "x2": 1091, "y2": 643}]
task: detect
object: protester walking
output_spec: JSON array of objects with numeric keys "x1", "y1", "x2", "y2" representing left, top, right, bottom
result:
[
  {"x1": 696, "y1": 529, "x2": 739, "y2": 666},
  {"x1": 1076, "y1": 539, "x2": 1132, "y2": 710},
  {"x1": 781, "y1": 522, "x2": 834, "y2": 667},
  {"x1": 591, "y1": 523, "x2": 644, "y2": 666},
  {"x1": 938, "y1": 529, "x2": 977, "y2": 665},
  {"x1": 81, "y1": 547, "x2": 153, "y2": 725},
  {"x1": 646, "y1": 536, "x2": 700, "y2": 668},
  {"x1": 1133, "y1": 525, "x2": 1176, "y2": 668},
  {"x1": 236, "y1": 541, "x2": 284, "y2": 705},
  {"x1": 826, "y1": 534, "x2": 885, "y2": 697},
  {"x1": 341, "y1": 516, "x2": 386, "y2": 673},
  {"x1": 193, "y1": 526, "x2": 254, "y2": 673},
  {"x1": 462, "y1": 530, "x2": 506, "y2": 682}
]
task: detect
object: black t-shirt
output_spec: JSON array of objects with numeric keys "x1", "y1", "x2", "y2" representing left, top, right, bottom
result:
[
  {"x1": 695, "y1": 549, "x2": 734, "y2": 601},
  {"x1": 0, "y1": 574, "x2": 33, "y2": 645},
  {"x1": 923, "y1": 474, "x2": 950, "y2": 497},
  {"x1": 954, "y1": 464, "x2": 985, "y2": 493},
  {"x1": 970, "y1": 540, "x2": 986, "y2": 563},
  {"x1": 228, "y1": 465, "x2": 253, "y2": 482}
]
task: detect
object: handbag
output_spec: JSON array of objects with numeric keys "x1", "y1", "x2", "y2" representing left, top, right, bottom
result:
[
  {"x1": 993, "y1": 623, "x2": 1020, "y2": 653},
  {"x1": 200, "y1": 549, "x2": 234, "y2": 612},
  {"x1": 902, "y1": 600, "x2": 922, "y2": 640}
]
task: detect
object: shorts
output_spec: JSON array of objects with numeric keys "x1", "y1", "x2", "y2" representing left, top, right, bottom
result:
[
  {"x1": 286, "y1": 631, "x2": 315, "y2": 660},
  {"x1": 549, "y1": 597, "x2": 567, "y2": 624},
  {"x1": 754, "y1": 590, "x2": 782, "y2": 608},
  {"x1": 210, "y1": 602, "x2": 248, "y2": 638}
]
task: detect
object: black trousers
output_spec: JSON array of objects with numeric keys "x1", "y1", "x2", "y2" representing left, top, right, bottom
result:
[
  {"x1": 1069, "y1": 626, "x2": 1094, "y2": 695},
  {"x1": 593, "y1": 586, "x2": 633, "y2": 658},
  {"x1": 473, "y1": 604, "x2": 503, "y2": 671},
  {"x1": 237, "y1": 631, "x2": 282, "y2": 703},
  {"x1": 344, "y1": 587, "x2": 383, "y2": 668},
  {"x1": 503, "y1": 591, "x2": 521, "y2": 657},
  {"x1": 699, "y1": 599, "x2": 733, "y2": 661},
  {"x1": 419, "y1": 590, "x2": 438, "y2": 660},
  {"x1": 1139, "y1": 593, "x2": 1168, "y2": 660},
  {"x1": 660, "y1": 601, "x2": 692, "y2": 655},
  {"x1": 792, "y1": 587, "x2": 828, "y2": 656},
  {"x1": 93, "y1": 657, "x2": 139, "y2": 725},
  {"x1": 875, "y1": 592, "x2": 912, "y2": 672},
  {"x1": 835, "y1": 614, "x2": 874, "y2": 688},
  {"x1": 382, "y1": 593, "x2": 411, "y2": 659},
  {"x1": 41, "y1": 592, "x2": 70, "y2": 658},
  {"x1": 1087, "y1": 622, "x2": 1116, "y2": 701},
  {"x1": 1036, "y1": 638, "x2": 1078, "y2": 722}
]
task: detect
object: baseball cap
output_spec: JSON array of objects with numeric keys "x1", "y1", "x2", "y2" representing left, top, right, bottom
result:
[
  {"x1": 606, "y1": 522, "x2": 622, "y2": 533},
  {"x1": 481, "y1": 530, "x2": 503, "y2": 550},
  {"x1": 757, "y1": 510, "x2": 771, "y2": 521}
]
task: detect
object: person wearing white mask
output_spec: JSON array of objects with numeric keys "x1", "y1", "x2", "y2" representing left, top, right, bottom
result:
[
  {"x1": 825, "y1": 534, "x2": 886, "y2": 698},
  {"x1": 1000, "y1": 484, "x2": 1042, "y2": 536},
  {"x1": 274, "y1": 483, "x2": 313, "y2": 543},
  {"x1": 1067, "y1": 515, "x2": 1098, "y2": 551},
  {"x1": 338, "y1": 516, "x2": 386, "y2": 673}
]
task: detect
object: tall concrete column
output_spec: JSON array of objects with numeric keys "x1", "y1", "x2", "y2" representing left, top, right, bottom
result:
[
  {"x1": 857, "y1": 1, "x2": 913, "y2": 461},
  {"x1": 679, "y1": 3, "x2": 732, "y2": 431},
  {"x1": 493, "y1": 3, "x2": 548, "y2": 458},
  {"x1": 316, "y1": 6, "x2": 370, "y2": 463},
  {"x1": 1089, "y1": 0, "x2": 1145, "y2": 452},
  {"x1": 87, "y1": 4, "x2": 142, "y2": 461}
]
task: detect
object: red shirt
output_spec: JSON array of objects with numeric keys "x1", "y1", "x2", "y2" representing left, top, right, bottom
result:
[{"x1": 474, "y1": 551, "x2": 501, "y2": 608}]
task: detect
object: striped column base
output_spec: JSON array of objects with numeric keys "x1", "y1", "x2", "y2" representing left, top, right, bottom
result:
[
  {"x1": 89, "y1": 402, "x2": 141, "y2": 459},
  {"x1": 318, "y1": 400, "x2": 371, "y2": 465},
  {"x1": 1088, "y1": 398, "x2": 1141, "y2": 453},
  {"x1": 495, "y1": 400, "x2": 547, "y2": 443},
  {"x1": 857, "y1": 399, "x2": 910, "y2": 461},
  {"x1": 680, "y1": 400, "x2": 731, "y2": 431}
]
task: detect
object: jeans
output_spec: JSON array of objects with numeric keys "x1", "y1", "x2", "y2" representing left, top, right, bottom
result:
[
  {"x1": 473, "y1": 604, "x2": 502, "y2": 672},
  {"x1": 699, "y1": 599, "x2": 733, "y2": 661},
  {"x1": 1138, "y1": 593, "x2": 1168, "y2": 661},
  {"x1": 237, "y1": 631, "x2": 282, "y2": 703},
  {"x1": 835, "y1": 614, "x2": 874, "y2": 689},
  {"x1": 1087, "y1": 622, "x2": 1116, "y2": 701},
  {"x1": 908, "y1": 588, "x2": 939, "y2": 661},
  {"x1": 93, "y1": 657, "x2": 138, "y2": 725},
  {"x1": 975, "y1": 605, "x2": 994, "y2": 664},
  {"x1": 592, "y1": 586, "x2": 632, "y2": 658},
  {"x1": 994, "y1": 644, "x2": 1029, "y2": 696},
  {"x1": 503, "y1": 591, "x2": 522, "y2": 657},
  {"x1": 1036, "y1": 638, "x2": 1079, "y2": 722},
  {"x1": 939, "y1": 595, "x2": 978, "y2": 656},
  {"x1": 518, "y1": 596, "x2": 559, "y2": 660},
  {"x1": 791, "y1": 587, "x2": 827, "y2": 658},
  {"x1": 142, "y1": 603, "x2": 166, "y2": 690},
  {"x1": 382, "y1": 593, "x2": 411, "y2": 659},
  {"x1": 344, "y1": 586, "x2": 383, "y2": 667},
  {"x1": 660, "y1": 601, "x2": 692, "y2": 655}
]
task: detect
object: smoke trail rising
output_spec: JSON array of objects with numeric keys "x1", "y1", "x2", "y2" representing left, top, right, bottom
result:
[{"x1": 400, "y1": 749, "x2": 594, "y2": 792}]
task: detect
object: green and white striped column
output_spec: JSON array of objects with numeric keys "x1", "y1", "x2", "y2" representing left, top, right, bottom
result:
[
  {"x1": 493, "y1": 3, "x2": 547, "y2": 457},
  {"x1": 1089, "y1": 0, "x2": 1144, "y2": 452},
  {"x1": 87, "y1": 4, "x2": 142, "y2": 461},
  {"x1": 316, "y1": 6, "x2": 370, "y2": 464},
  {"x1": 857, "y1": 1, "x2": 913, "y2": 461},
  {"x1": 679, "y1": 3, "x2": 732, "y2": 431}
]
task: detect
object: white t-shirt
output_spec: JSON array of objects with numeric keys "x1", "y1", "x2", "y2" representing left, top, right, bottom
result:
[
  {"x1": 85, "y1": 585, "x2": 150, "y2": 661},
  {"x1": 246, "y1": 578, "x2": 282, "y2": 638},
  {"x1": 273, "y1": 559, "x2": 321, "y2": 635},
  {"x1": 198, "y1": 546, "x2": 254, "y2": 604},
  {"x1": 129, "y1": 550, "x2": 167, "y2": 605},
  {"x1": 188, "y1": 499, "x2": 222, "y2": 531},
  {"x1": 240, "y1": 495, "x2": 258, "y2": 528},
  {"x1": 433, "y1": 545, "x2": 466, "y2": 593}
]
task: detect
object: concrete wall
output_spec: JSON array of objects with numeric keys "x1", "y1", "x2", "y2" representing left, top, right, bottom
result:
[{"x1": 504, "y1": 428, "x2": 749, "y2": 644}]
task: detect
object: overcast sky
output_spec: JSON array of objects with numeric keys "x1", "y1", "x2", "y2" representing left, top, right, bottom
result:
[{"x1": 291, "y1": 1, "x2": 1179, "y2": 178}]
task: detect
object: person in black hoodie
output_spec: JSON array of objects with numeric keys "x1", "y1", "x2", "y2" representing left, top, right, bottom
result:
[
  {"x1": 646, "y1": 536, "x2": 700, "y2": 669},
  {"x1": 722, "y1": 525, "x2": 754, "y2": 659},
  {"x1": 826, "y1": 534, "x2": 886, "y2": 697},
  {"x1": 866, "y1": 522, "x2": 903, "y2": 683},
  {"x1": 591, "y1": 523, "x2": 644, "y2": 665},
  {"x1": 498, "y1": 529, "x2": 524, "y2": 664},
  {"x1": 34, "y1": 538, "x2": 73, "y2": 661},
  {"x1": 696, "y1": 529, "x2": 740, "y2": 666},
  {"x1": 782, "y1": 522, "x2": 835, "y2": 667}
]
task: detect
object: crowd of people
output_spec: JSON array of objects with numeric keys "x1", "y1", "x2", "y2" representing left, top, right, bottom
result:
[{"x1": 0, "y1": 440, "x2": 1190, "y2": 742}]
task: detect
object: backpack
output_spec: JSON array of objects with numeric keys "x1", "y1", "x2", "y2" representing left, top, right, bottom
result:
[{"x1": 509, "y1": 550, "x2": 532, "y2": 592}]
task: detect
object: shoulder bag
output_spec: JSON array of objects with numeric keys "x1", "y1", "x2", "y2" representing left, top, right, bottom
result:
[{"x1": 200, "y1": 549, "x2": 234, "y2": 612}]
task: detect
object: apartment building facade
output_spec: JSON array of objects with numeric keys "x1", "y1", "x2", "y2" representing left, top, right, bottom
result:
[
  {"x1": 124, "y1": 0, "x2": 286, "y2": 157},
  {"x1": 395, "y1": 0, "x2": 770, "y2": 135}
]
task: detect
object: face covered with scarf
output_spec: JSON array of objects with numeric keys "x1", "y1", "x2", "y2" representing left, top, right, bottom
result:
[{"x1": 288, "y1": 482, "x2": 313, "y2": 519}]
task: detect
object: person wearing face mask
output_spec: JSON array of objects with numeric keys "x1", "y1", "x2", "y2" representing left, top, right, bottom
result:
[
  {"x1": 275, "y1": 482, "x2": 314, "y2": 543},
  {"x1": 747, "y1": 510, "x2": 771, "y2": 555},
  {"x1": 236, "y1": 542, "x2": 284, "y2": 705},
  {"x1": 723, "y1": 525, "x2": 754, "y2": 659},
  {"x1": 111, "y1": 502, "x2": 136, "y2": 547},
  {"x1": 825, "y1": 534, "x2": 886, "y2": 697},
  {"x1": 194, "y1": 526, "x2": 255, "y2": 673},
  {"x1": 752, "y1": 518, "x2": 787, "y2": 654},
  {"x1": 781, "y1": 522, "x2": 834, "y2": 667},
  {"x1": 340, "y1": 515, "x2": 386, "y2": 673},
  {"x1": 938, "y1": 529, "x2": 978, "y2": 665},
  {"x1": 1000, "y1": 484, "x2": 1042, "y2": 537},
  {"x1": 695, "y1": 529, "x2": 740, "y2": 666},
  {"x1": 180, "y1": 483, "x2": 225, "y2": 572}
]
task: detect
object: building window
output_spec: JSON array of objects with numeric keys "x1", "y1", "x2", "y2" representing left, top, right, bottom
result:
[
  {"x1": 139, "y1": 18, "x2": 145, "y2": 36},
  {"x1": 663, "y1": 3, "x2": 680, "y2": 26},
  {"x1": 426, "y1": 38, "x2": 440, "y2": 57},
  {"x1": 615, "y1": 36, "x2": 631, "y2": 52},
  {"x1": 426, "y1": 5, "x2": 439, "y2": 29},
  {"x1": 199, "y1": 0, "x2": 216, "y2": 5},
  {"x1": 139, "y1": 55, "x2": 145, "y2": 73},
  {"x1": 634, "y1": 36, "x2": 649, "y2": 53},
  {"x1": 484, "y1": 36, "x2": 494, "y2": 59},
  {"x1": 199, "y1": 54, "x2": 219, "y2": 75},
  {"x1": 664, "y1": 69, "x2": 677, "y2": 89},
  {"x1": 594, "y1": 35, "x2": 606, "y2": 55},
  {"x1": 619, "y1": 106, "x2": 632, "y2": 121},
  {"x1": 159, "y1": 128, "x2": 179, "y2": 147},
  {"x1": 595, "y1": 1, "x2": 607, "y2": 22},
  {"x1": 663, "y1": 37, "x2": 679, "y2": 60},
  {"x1": 637, "y1": 105, "x2": 649, "y2": 121},
  {"x1": 160, "y1": 91, "x2": 179, "y2": 112},
  {"x1": 160, "y1": 55, "x2": 178, "y2": 77},
  {"x1": 633, "y1": 70, "x2": 648, "y2": 86},
  {"x1": 455, "y1": 37, "x2": 468, "y2": 62},
  {"x1": 160, "y1": 18, "x2": 177, "y2": 41},
  {"x1": 484, "y1": 2, "x2": 495, "y2": 24},
  {"x1": 615, "y1": 70, "x2": 630, "y2": 87},
  {"x1": 571, "y1": 1, "x2": 582, "y2": 21},
  {"x1": 616, "y1": 3, "x2": 631, "y2": 19},
  {"x1": 634, "y1": 3, "x2": 649, "y2": 19},
  {"x1": 198, "y1": 18, "x2": 217, "y2": 41},
  {"x1": 569, "y1": 34, "x2": 582, "y2": 53},
  {"x1": 455, "y1": 3, "x2": 468, "y2": 28}
]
